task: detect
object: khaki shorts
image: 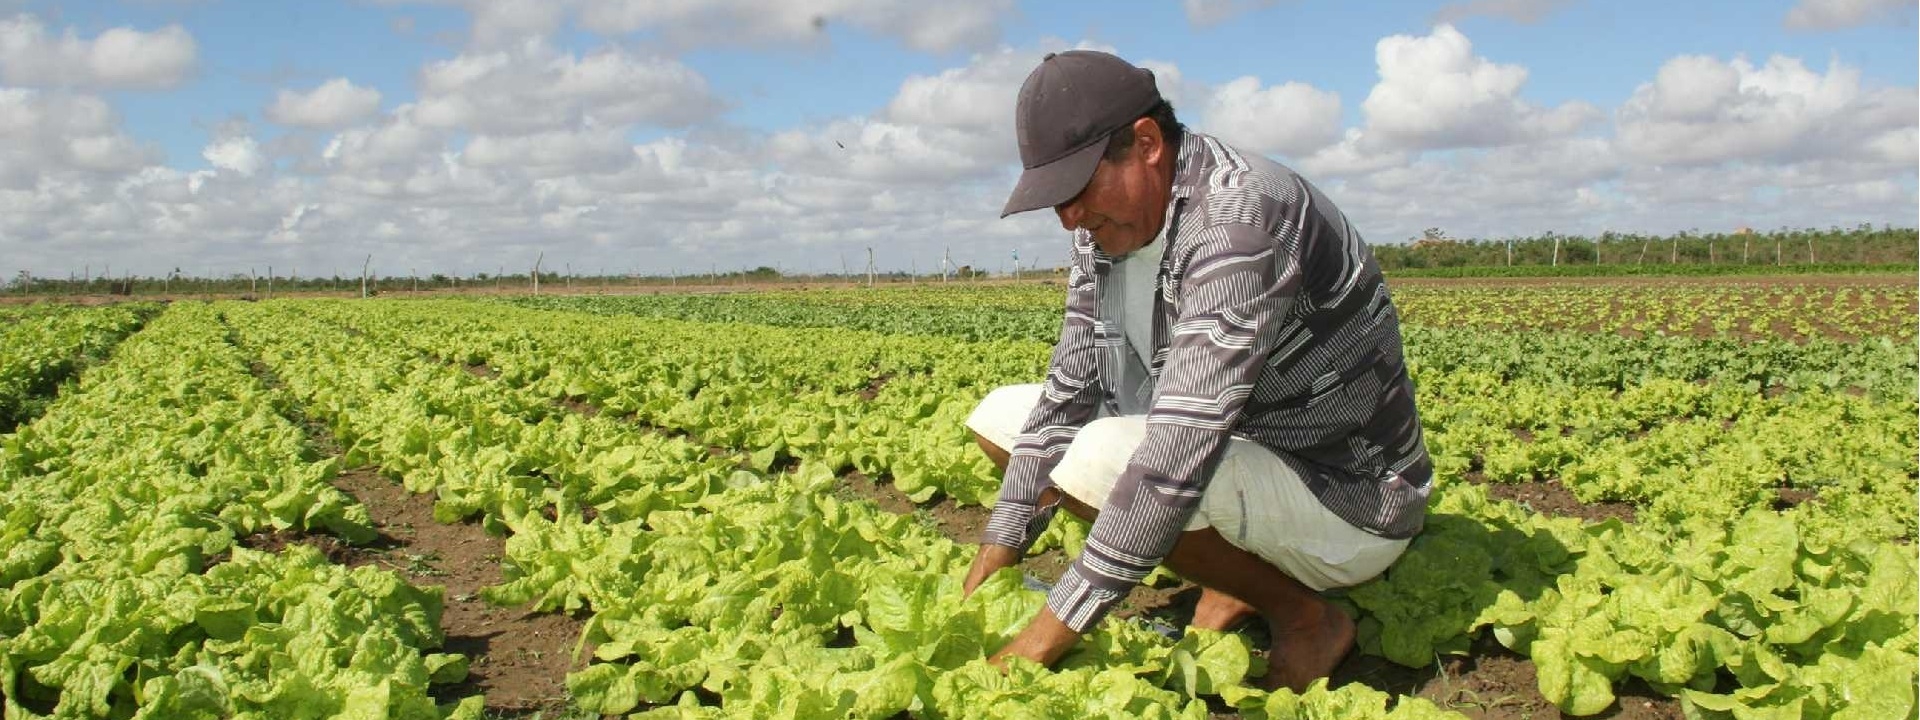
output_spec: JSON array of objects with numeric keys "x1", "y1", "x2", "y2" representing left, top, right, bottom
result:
[{"x1": 966, "y1": 383, "x2": 1408, "y2": 591}]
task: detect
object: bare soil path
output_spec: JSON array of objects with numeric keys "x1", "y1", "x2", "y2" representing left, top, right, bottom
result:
[
  {"x1": 237, "y1": 349, "x2": 586, "y2": 716},
  {"x1": 327, "y1": 469, "x2": 586, "y2": 715}
]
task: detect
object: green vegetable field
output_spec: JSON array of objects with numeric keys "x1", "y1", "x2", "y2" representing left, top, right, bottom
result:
[{"x1": 0, "y1": 276, "x2": 1913, "y2": 719}]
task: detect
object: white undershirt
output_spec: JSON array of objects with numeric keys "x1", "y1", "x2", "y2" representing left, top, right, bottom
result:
[{"x1": 1115, "y1": 236, "x2": 1164, "y2": 369}]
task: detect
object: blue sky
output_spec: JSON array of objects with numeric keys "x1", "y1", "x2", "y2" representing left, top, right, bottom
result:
[{"x1": 2, "y1": 0, "x2": 1914, "y2": 277}]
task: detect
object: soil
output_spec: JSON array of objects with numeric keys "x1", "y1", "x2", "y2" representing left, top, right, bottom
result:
[
  {"x1": 1773, "y1": 486, "x2": 1818, "y2": 511},
  {"x1": 835, "y1": 470, "x2": 990, "y2": 542},
  {"x1": 329, "y1": 468, "x2": 587, "y2": 716},
  {"x1": 1333, "y1": 636, "x2": 1686, "y2": 720},
  {"x1": 858, "y1": 372, "x2": 896, "y2": 401},
  {"x1": 236, "y1": 527, "x2": 401, "y2": 564},
  {"x1": 1462, "y1": 473, "x2": 1638, "y2": 525},
  {"x1": 238, "y1": 343, "x2": 584, "y2": 716},
  {"x1": 557, "y1": 396, "x2": 601, "y2": 417}
]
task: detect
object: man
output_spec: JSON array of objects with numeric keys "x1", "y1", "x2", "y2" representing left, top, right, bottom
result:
[{"x1": 960, "y1": 50, "x2": 1432, "y2": 692}]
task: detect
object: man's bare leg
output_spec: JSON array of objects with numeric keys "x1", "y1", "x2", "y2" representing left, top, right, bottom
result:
[
  {"x1": 974, "y1": 432, "x2": 1011, "y2": 472},
  {"x1": 1164, "y1": 528, "x2": 1354, "y2": 692},
  {"x1": 971, "y1": 431, "x2": 1350, "y2": 691},
  {"x1": 1191, "y1": 588, "x2": 1257, "y2": 631}
]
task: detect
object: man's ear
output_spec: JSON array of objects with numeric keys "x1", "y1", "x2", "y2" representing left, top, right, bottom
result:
[{"x1": 1133, "y1": 117, "x2": 1161, "y2": 164}]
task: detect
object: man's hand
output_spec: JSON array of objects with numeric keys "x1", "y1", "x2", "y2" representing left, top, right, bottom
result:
[
  {"x1": 990, "y1": 607, "x2": 1079, "y2": 668},
  {"x1": 962, "y1": 544, "x2": 1023, "y2": 598}
]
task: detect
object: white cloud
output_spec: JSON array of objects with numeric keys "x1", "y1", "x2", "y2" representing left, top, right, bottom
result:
[
  {"x1": 1201, "y1": 76, "x2": 1342, "y2": 158},
  {"x1": 322, "y1": 109, "x2": 442, "y2": 171},
  {"x1": 1616, "y1": 54, "x2": 1917, "y2": 167},
  {"x1": 465, "y1": 0, "x2": 568, "y2": 48},
  {"x1": 318, "y1": 105, "x2": 473, "y2": 200},
  {"x1": 1292, "y1": 129, "x2": 1412, "y2": 178},
  {"x1": 1432, "y1": 0, "x2": 1577, "y2": 25},
  {"x1": 464, "y1": 127, "x2": 637, "y2": 178},
  {"x1": 393, "y1": 0, "x2": 1012, "y2": 52},
  {"x1": 1468, "y1": 136, "x2": 1619, "y2": 185},
  {"x1": 793, "y1": 43, "x2": 1122, "y2": 183},
  {"x1": 370, "y1": 0, "x2": 564, "y2": 48},
  {"x1": 1181, "y1": 0, "x2": 1284, "y2": 27},
  {"x1": 1783, "y1": 0, "x2": 1915, "y2": 30},
  {"x1": 1358, "y1": 24, "x2": 1601, "y2": 152},
  {"x1": 1254, "y1": 43, "x2": 1911, "y2": 244},
  {"x1": 768, "y1": 117, "x2": 1005, "y2": 183},
  {"x1": 875, "y1": 40, "x2": 1189, "y2": 172},
  {"x1": 413, "y1": 39, "x2": 724, "y2": 134},
  {"x1": 0, "y1": 24, "x2": 1911, "y2": 283},
  {"x1": 203, "y1": 136, "x2": 266, "y2": 176},
  {"x1": 884, "y1": 46, "x2": 1034, "y2": 135},
  {"x1": 266, "y1": 78, "x2": 384, "y2": 129},
  {"x1": 269, "y1": 203, "x2": 321, "y2": 244},
  {"x1": 1135, "y1": 59, "x2": 1200, "y2": 111},
  {"x1": 0, "y1": 14, "x2": 196, "y2": 89},
  {"x1": 1312, "y1": 121, "x2": 1911, "y2": 245},
  {"x1": 574, "y1": 0, "x2": 1012, "y2": 53},
  {"x1": 0, "y1": 88, "x2": 155, "y2": 188}
]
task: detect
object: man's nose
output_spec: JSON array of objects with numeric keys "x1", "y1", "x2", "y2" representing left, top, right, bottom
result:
[{"x1": 1054, "y1": 202, "x2": 1081, "y2": 232}]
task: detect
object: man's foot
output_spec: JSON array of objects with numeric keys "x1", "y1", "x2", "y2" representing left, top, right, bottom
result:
[
  {"x1": 1190, "y1": 588, "x2": 1256, "y2": 631},
  {"x1": 1257, "y1": 598, "x2": 1356, "y2": 693}
]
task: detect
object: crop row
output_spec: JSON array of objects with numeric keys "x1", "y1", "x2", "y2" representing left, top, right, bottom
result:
[
  {"x1": 241, "y1": 298, "x2": 1914, "y2": 718},
  {"x1": 1393, "y1": 283, "x2": 1915, "y2": 342},
  {"x1": 505, "y1": 290, "x2": 1914, "y2": 402},
  {"x1": 505, "y1": 279, "x2": 1917, "y2": 344},
  {"x1": 0, "y1": 303, "x2": 478, "y2": 719},
  {"x1": 1401, "y1": 325, "x2": 1913, "y2": 404},
  {"x1": 0, "y1": 302, "x2": 155, "y2": 430},
  {"x1": 308, "y1": 298, "x2": 1033, "y2": 507},
  {"x1": 1418, "y1": 367, "x2": 1915, "y2": 545},
  {"x1": 506, "y1": 291, "x2": 1064, "y2": 344},
  {"x1": 316, "y1": 299, "x2": 1917, "y2": 547}
]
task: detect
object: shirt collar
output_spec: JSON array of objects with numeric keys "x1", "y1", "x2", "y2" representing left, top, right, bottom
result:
[{"x1": 1169, "y1": 129, "x2": 1203, "y2": 200}]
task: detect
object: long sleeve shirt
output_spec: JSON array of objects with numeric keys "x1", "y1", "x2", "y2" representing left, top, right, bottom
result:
[{"x1": 981, "y1": 131, "x2": 1433, "y2": 633}]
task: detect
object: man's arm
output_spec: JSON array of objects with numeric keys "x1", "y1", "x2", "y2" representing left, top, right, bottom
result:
[
  {"x1": 1044, "y1": 218, "x2": 1299, "y2": 633},
  {"x1": 967, "y1": 232, "x2": 1105, "y2": 594}
]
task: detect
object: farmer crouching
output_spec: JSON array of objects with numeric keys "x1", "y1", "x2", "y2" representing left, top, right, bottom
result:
[{"x1": 961, "y1": 50, "x2": 1433, "y2": 692}]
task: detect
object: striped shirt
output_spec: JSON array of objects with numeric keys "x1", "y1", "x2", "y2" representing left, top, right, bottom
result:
[{"x1": 982, "y1": 131, "x2": 1433, "y2": 633}]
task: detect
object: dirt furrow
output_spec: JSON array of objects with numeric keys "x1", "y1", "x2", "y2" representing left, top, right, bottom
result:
[{"x1": 230, "y1": 322, "x2": 585, "y2": 716}]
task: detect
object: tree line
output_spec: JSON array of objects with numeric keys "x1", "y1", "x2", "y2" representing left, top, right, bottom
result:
[
  {"x1": 1374, "y1": 224, "x2": 1916, "y2": 270},
  {"x1": 6, "y1": 225, "x2": 1913, "y2": 297}
]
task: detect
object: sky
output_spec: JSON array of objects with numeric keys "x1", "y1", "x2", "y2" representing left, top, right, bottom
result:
[{"x1": 1, "y1": 0, "x2": 1915, "y2": 280}]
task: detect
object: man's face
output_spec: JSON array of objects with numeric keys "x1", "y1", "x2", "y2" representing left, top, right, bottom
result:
[{"x1": 1053, "y1": 120, "x2": 1169, "y2": 257}]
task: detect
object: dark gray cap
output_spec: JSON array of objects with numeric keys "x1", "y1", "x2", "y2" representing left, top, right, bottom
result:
[{"x1": 1001, "y1": 50, "x2": 1162, "y2": 218}]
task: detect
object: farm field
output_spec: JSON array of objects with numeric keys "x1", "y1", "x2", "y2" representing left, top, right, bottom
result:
[{"x1": 0, "y1": 276, "x2": 1913, "y2": 719}]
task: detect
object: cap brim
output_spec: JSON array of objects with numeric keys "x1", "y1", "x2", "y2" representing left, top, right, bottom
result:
[{"x1": 1000, "y1": 140, "x2": 1105, "y2": 218}]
